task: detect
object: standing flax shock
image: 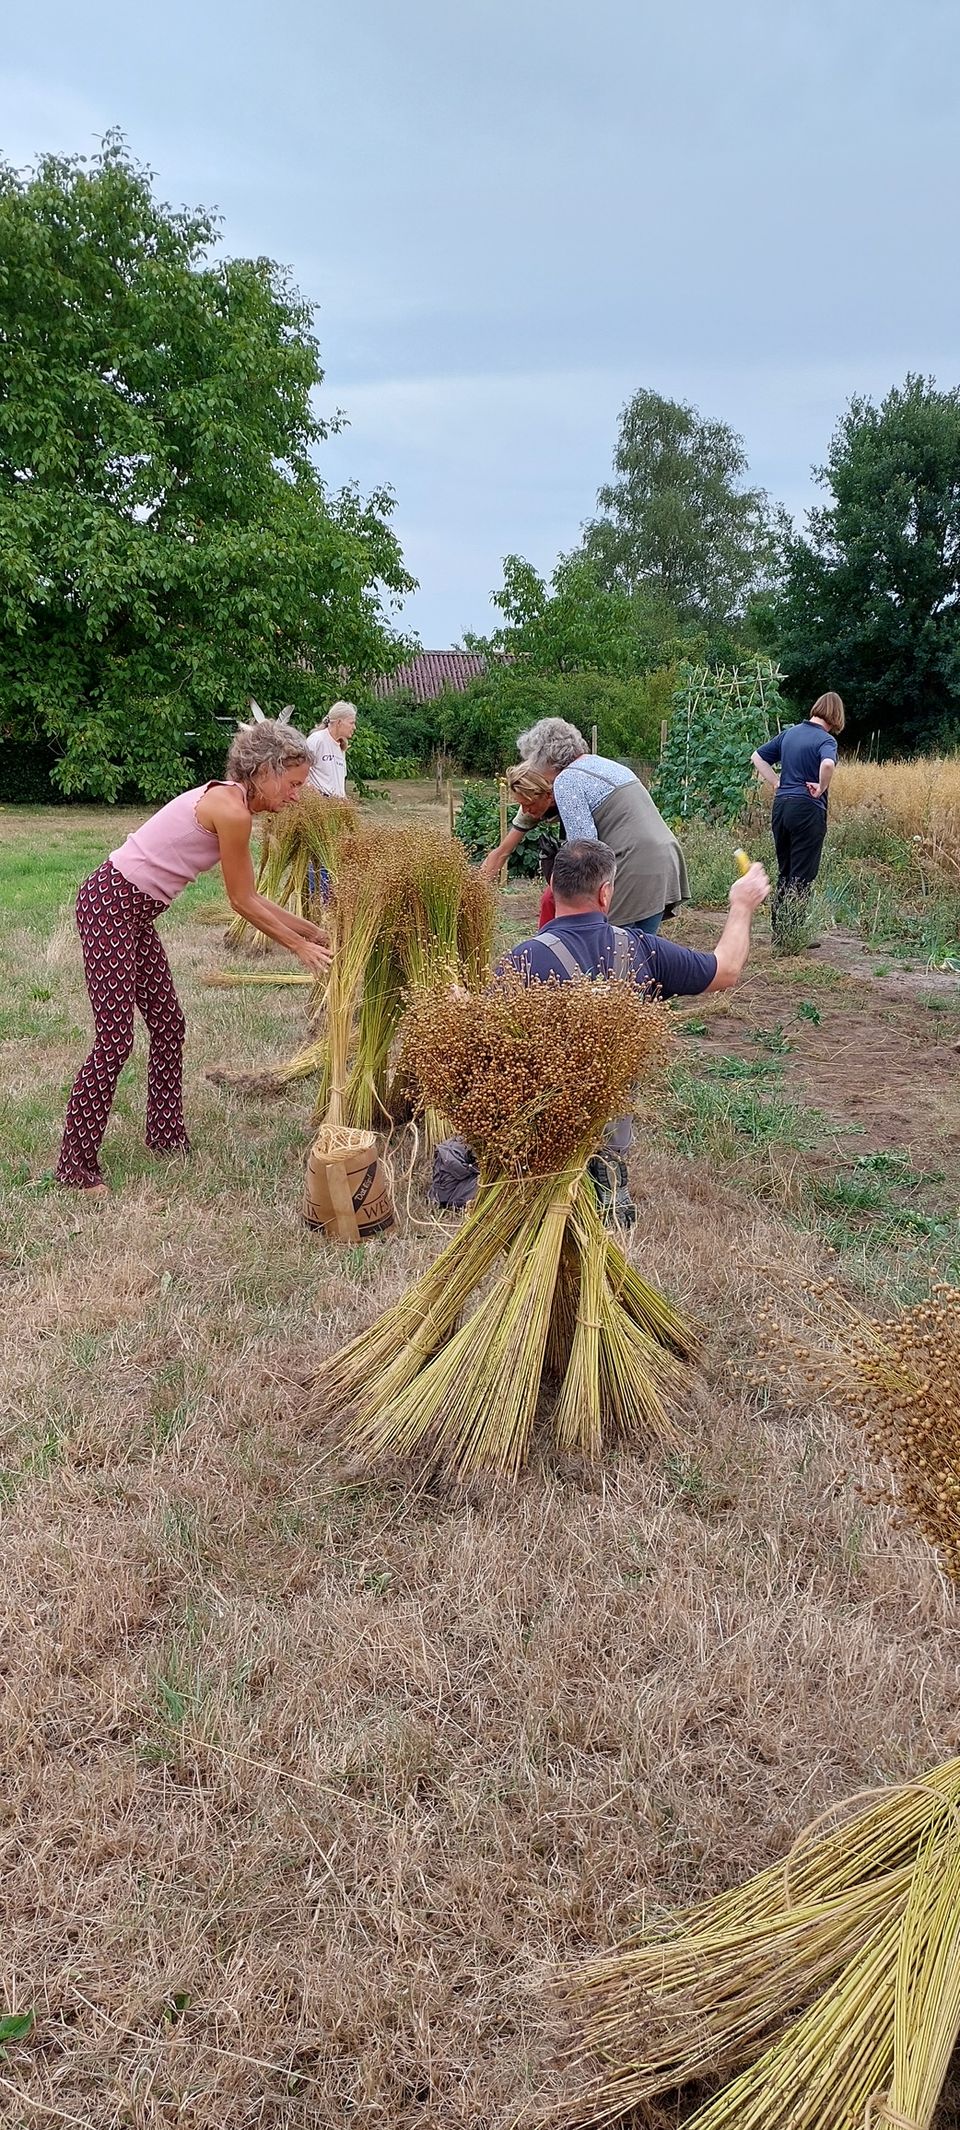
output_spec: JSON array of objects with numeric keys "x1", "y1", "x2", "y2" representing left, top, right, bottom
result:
[
  {"x1": 210, "y1": 824, "x2": 495, "y2": 1135},
  {"x1": 312, "y1": 971, "x2": 697, "y2": 1480},
  {"x1": 224, "y1": 788, "x2": 358, "y2": 952}
]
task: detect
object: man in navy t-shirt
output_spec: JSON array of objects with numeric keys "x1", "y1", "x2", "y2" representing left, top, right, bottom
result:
[
  {"x1": 430, "y1": 839, "x2": 770, "y2": 1225},
  {"x1": 505, "y1": 837, "x2": 768, "y2": 996},
  {"x1": 505, "y1": 837, "x2": 769, "y2": 1222}
]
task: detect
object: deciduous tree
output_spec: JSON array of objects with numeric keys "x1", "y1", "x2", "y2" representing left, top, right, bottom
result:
[
  {"x1": 777, "y1": 375, "x2": 960, "y2": 752},
  {"x1": 0, "y1": 137, "x2": 412, "y2": 798},
  {"x1": 580, "y1": 388, "x2": 785, "y2": 632}
]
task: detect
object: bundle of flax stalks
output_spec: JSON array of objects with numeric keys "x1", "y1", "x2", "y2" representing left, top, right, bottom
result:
[
  {"x1": 211, "y1": 824, "x2": 494, "y2": 1137},
  {"x1": 313, "y1": 970, "x2": 697, "y2": 1479},
  {"x1": 556, "y1": 1760, "x2": 960, "y2": 2129},
  {"x1": 225, "y1": 788, "x2": 358, "y2": 953}
]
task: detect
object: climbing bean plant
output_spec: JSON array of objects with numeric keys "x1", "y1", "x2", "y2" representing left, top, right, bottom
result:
[{"x1": 653, "y1": 658, "x2": 788, "y2": 823}]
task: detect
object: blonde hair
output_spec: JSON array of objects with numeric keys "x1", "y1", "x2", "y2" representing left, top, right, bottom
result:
[
  {"x1": 507, "y1": 763, "x2": 554, "y2": 805},
  {"x1": 811, "y1": 691, "x2": 845, "y2": 736},
  {"x1": 225, "y1": 717, "x2": 312, "y2": 796}
]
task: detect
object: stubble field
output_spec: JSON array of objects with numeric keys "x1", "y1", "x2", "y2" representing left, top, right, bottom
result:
[{"x1": 2, "y1": 791, "x2": 960, "y2": 2127}]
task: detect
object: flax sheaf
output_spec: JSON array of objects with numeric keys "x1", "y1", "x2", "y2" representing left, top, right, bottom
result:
[
  {"x1": 224, "y1": 788, "x2": 358, "y2": 953},
  {"x1": 838, "y1": 1283, "x2": 960, "y2": 1585},
  {"x1": 211, "y1": 822, "x2": 495, "y2": 1137},
  {"x1": 313, "y1": 971, "x2": 698, "y2": 1480}
]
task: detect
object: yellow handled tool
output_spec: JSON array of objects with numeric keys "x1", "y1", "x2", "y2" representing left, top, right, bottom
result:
[{"x1": 733, "y1": 848, "x2": 752, "y2": 876}]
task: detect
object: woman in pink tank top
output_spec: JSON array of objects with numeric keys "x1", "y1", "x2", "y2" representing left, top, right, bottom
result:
[{"x1": 57, "y1": 718, "x2": 331, "y2": 1192}]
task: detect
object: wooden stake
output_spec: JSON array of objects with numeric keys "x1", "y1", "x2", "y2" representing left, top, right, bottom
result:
[
  {"x1": 498, "y1": 779, "x2": 508, "y2": 884},
  {"x1": 660, "y1": 718, "x2": 668, "y2": 760},
  {"x1": 590, "y1": 722, "x2": 598, "y2": 755},
  {"x1": 447, "y1": 782, "x2": 456, "y2": 836}
]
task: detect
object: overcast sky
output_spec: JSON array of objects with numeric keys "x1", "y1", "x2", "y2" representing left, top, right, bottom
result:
[{"x1": 4, "y1": 0, "x2": 959, "y2": 645}]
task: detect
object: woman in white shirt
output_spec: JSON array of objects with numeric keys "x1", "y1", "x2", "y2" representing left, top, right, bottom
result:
[{"x1": 306, "y1": 701, "x2": 357, "y2": 796}]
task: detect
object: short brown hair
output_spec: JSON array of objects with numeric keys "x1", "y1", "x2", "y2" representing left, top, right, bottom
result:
[
  {"x1": 811, "y1": 691, "x2": 845, "y2": 735},
  {"x1": 551, "y1": 839, "x2": 617, "y2": 903}
]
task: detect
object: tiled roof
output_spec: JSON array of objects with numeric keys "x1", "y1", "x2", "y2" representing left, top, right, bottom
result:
[{"x1": 374, "y1": 650, "x2": 496, "y2": 701}]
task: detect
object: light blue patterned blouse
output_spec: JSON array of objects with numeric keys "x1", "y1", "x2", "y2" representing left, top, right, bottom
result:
[{"x1": 551, "y1": 754, "x2": 637, "y2": 842}]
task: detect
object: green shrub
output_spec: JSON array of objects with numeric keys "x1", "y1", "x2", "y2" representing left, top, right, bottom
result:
[
  {"x1": 347, "y1": 724, "x2": 418, "y2": 792},
  {"x1": 439, "y1": 665, "x2": 676, "y2": 776},
  {"x1": 439, "y1": 680, "x2": 518, "y2": 774},
  {"x1": 354, "y1": 687, "x2": 442, "y2": 770},
  {"x1": 597, "y1": 665, "x2": 679, "y2": 765}
]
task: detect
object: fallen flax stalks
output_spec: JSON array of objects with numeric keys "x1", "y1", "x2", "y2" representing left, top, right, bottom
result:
[{"x1": 556, "y1": 1763, "x2": 960, "y2": 2130}]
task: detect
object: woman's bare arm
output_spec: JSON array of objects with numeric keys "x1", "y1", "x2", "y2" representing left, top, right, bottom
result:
[{"x1": 204, "y1": 794, "x2": 332, "y2": 973}]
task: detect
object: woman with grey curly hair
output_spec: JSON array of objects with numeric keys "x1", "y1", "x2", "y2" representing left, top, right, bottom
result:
[
  {"x1": 56, "y1": 716, "x2": 331, "y2": 1193},
  {"x1": 480, "y1": 716, "x2": 689, "y2": 933}
]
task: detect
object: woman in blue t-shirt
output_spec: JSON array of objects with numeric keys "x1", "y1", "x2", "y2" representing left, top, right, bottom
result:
[{"x1": 751, "y1": 692, "x2": 845, "y2": 944}]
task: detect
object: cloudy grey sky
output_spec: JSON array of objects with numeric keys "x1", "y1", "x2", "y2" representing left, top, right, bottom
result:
[{"x1": 4, "y1": 1, "x2": 959, "y2": 645}]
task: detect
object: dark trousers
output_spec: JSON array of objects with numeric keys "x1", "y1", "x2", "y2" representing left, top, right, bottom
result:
[
  {"x1": 771, "y1": 792, "x2": 827, "y2": 931},
  {"x1": 57, "y1": 861, "x2": 188, "y2": 1187}
]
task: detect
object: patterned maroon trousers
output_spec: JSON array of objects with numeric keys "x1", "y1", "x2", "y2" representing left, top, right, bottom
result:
[{"x1": 57, "y1": 861, "x2": 189, "y2": 1187}]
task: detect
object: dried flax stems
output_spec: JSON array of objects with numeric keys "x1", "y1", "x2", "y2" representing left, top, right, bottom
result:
[
  {"x1": 315, "y1": 973, "x2": 697, "y2": 1479},
  {"x1": 211, "y1": 823, "x2": 495, "y2": 1125},
  {"x1": 225, "y1": 788, "x2": 357, "y2": 952},
  {"x1": 556, "y1": 1764, "x2": 960, "y2": 2130},
  {"x1": 316, "y1": 825, "x2": 495, "y2": 1134}
]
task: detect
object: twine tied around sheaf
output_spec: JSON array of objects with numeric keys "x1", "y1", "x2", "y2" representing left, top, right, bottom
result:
[
  {"x1": 782, "y1": 1779, "x2": 960, "y2": 1909},
  {"x1": 863, "y1": 2093, "x2": 922, "y2": 2130}
]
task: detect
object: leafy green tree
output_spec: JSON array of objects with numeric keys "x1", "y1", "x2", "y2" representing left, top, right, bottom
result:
[
  {"x1": 475, "y1": 551, "x2": 682, "y2": 675},
  {"x1": 0, "y1": 137, "x2": 413, "y2": 799},
  {"x1": 580, "y1": 388, "x2": 786, "y2": 632},
  {"x1": 776, "y1": 376, "x2": 960, "y2": 753},
  {"x1": 445, "y1": 550, "x2": 689, "y2": 774}
]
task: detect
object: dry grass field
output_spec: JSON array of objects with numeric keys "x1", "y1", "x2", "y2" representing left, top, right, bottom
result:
[
  {"x1": 3, "y1": 792, "x2": 960, "y2": 2127},
  {"x1": 831, "y1": 752, "x2": 960, "y2": 876}
]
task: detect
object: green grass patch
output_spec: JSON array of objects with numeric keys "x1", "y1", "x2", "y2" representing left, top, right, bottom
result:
[
  {"x1": 702, "y1": 1054, "x2": 784, "y2": 1082},
  {"x1": 665, "y1": 1062, "x2": 822, "y2": 1161},
  {"x1": 802, "y1": 1148, "x2": 960, "y2": 1303}
]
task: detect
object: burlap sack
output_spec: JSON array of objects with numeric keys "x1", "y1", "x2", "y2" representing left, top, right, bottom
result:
[{"x1": 304, "y1": 1124, "x2": 396, "y2": 1242}]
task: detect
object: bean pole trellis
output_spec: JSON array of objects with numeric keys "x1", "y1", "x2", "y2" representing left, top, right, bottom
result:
[{"x1": 653, "y1": 657, "x2": 787, "y2": 825}]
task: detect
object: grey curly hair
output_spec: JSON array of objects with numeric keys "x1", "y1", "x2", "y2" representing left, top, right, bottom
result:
[
  {"x1": 224, "y1": 718, "x2": 312, "y2": 795},
  {"x1": 515, "y1": 717, "x2": 587, "y2": 773}
]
